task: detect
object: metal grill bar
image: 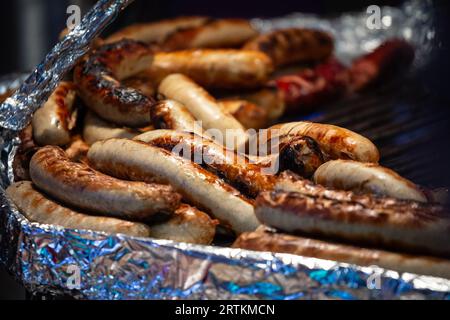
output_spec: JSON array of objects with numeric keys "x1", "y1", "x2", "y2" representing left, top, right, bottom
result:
[{"x1": 306, "y1": 76, "x2": 449, "y2": 187}]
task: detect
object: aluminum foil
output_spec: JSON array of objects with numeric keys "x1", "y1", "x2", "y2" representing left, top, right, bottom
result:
[
  {"x1": 252, "y1": 0, "x2": 436, "y2": 66},
  {"x1": 0, "y1": 0, "x2": 134, "y2": 131},
  {"x1": 1, "y1": 0, "x2": 449, "y2": 300}
]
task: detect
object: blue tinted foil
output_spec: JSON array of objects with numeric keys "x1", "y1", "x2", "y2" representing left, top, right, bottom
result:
[{"x1": 1, "y1": 0, "x2": 449, "y2": 300}]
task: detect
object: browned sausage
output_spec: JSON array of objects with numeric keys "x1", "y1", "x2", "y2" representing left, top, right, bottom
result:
[
  {"x1": 29, "y1": 145, "x2": 181, "y2": 221},
  {"x1": 87, "y1": 138, "x2": 259, "y2": 234},
  {"x1": 7, "y1": 181, "x2": 151, "y2": 237},
  {"x1": 74, "y1": 40, "x2": 156, "y2": 127},
  {"x1": 266, "y1": 121, "x2": 380, "y2": 162},
  {"x1": 105, "y1": 16, "x2": 210, "y2": 44},
  {"x1": 243, "y1": 28, "x2": 333, "y2": 67},
  {"x1": 32, "y1": 81, "x2": 77, "y2": 146},
  {"x1": 135, "y1": 130, "x2": 324, "y2": 197},
  {"x1": 256, "y1": 172, "x2": 450, "y2": 258},
  {"x1": 314, "y1": 160, "x2": 427, "y2": 202},
  {"x1": 218, "y1": 99, "x2": 269, "y2": 130},
  {"x1": 146, "y1": 49, "x2": 274, "y2": 88},
  {"x1": 162, "y1": 19, "x2": 258, "y2": 50},
  {"x1": 234, "y1": 227, "x2": 450, "y2": 279},
  {"x1": 148, "y1": 204, "x2": 218, "y2": 244}
]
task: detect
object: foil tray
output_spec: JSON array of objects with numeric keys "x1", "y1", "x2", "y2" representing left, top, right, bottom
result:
[{"x1": 1, "y1": 0, "x2": 450, "y2": 300}]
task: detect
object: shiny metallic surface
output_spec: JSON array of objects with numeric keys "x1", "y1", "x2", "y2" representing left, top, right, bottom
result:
[
  {"x1": 0, "y1": 0, "x2": 134, "y2": 131},
  {"x1": 251, "y1": 0, "x2": 435, "y2": 66},
  {"x1": 0, "y1": 0, "x2": 449, "y2": 300}
]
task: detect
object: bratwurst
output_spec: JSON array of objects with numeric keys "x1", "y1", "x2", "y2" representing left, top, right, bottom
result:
[
  {"x1": 7, "y1": 181, "x2": 151, "y2": 237},
  {"x1": 74, "y1": 39, "x2": 156, "y2": 127},
  {"x1": 29, "y1": 146, "x2": 181, "y2": 221},
  {"x1": 87, "y1": 138, "x2": 259, "y2": 234}
]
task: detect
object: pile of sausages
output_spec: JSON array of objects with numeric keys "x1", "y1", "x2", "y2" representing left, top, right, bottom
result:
[{"x1": 7, "y1": 16, "x2": 450, "y2": 277}]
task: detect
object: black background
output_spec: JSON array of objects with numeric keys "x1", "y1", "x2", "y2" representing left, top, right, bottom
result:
[{"x1": 0, "y1": 0, "x2": 449, "y2": 300}]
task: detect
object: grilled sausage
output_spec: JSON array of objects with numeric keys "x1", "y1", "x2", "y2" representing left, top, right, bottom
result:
[
  {"x1": 267, "y1": 121, "x2": 380, "y2": 162},
  {"x1": 74, "y1": 40, "x2": 156, "y2": 127},
  {"x1": 105, "y1": 16, "x2": 209, "y2": 44},
  {"x1": 32, "y1": 81, "x2": 77, "y2": 146},
  {"x1": 158, "y1": 74, "x2": 247, "y2": 148},
  {"x1": 146, "y1": 49, "x2": 273, "y2": 88},
  {"x1": 314, "y1": 160, "x2": 427, "y2": 202},
  {"x1": 87, "y1": 138, "x2": 259, "y2": 234},
  {"x1": 243, "y1": 28, "x2": 333, "y2": 67},
  {"x1": 233, "y1": 227, "x2": 450, "y2": 279},
  {"x1": 218, "y1": 99, "x2": 269, "y2": 130},
  {"x1": 162, "y1": 18, "x2": 258, "y2": 50},
  {"x1": 65, "y1": 135, "x2": 90, "y2": 163},
  {"x1": 135, "y1": 129, "x2": 276, "y2": 198},
  {"x1": 237, "y1": 86, "x2": 285, "y2": 123},
  {"x1": 150, "y1": 99, "x2": 201, "y2": 134},
  {"x1": 256, "y1": 173, "x2": 450, "y2": 258},
  {"x1": 135, "y1": 130, "x2": 324, "y2": 196},
  {"x1": 83, "y1": 111, "x2": 141, "y2": 146},
  {"x1": 122, "y1": 74, "x2": 156, "y2": 98},
  {"x1": 6, "y1": 181, "x2": 151, "y2": 237},
  {"x1": 349, "y1": 39, "x2": 415, "y2": 92},
  {"x1": 29, "y1": 146, "x2": 181, "y2": 221},
  {"x1": 274, "y1": 58, "x2": 349, "y2": 113},
  {"x1": 148, "y1": 204, "x2": 217, "y2": 244},
  {"x1": 13, "y1": 125, "x2": 38, "y2": 181}
]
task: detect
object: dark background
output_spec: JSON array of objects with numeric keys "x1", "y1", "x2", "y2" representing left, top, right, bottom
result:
[{"x1": 0, "y1": 0, "x2": 448, "y2": 300}]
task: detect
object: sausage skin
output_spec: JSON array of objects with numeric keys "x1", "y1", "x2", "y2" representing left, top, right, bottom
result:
[
  {"x1": 314, "y1": 160, "x2": 427, "y2": 202},
  {"x1": 87, "y1": 138, "x2": 259, "y2": 234},
  {"x1": 32, "y1": 81, "x2": 77, "y2": 146},
  {"x1": 7, "y1": 181, "x2": 151, "y2": 237},
  {"x1": 29, "y1": 146, "x2": 181, "y2": 221}
]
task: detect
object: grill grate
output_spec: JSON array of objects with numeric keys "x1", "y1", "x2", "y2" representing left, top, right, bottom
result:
[{"x1": 290, "y1": 75, "x2": 450, "y2": 188}]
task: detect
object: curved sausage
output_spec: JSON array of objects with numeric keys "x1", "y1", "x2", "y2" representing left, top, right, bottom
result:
[
  {"x1": 259, "y1": 173, "x2": 450, "y2": 258},
  {"x1": 105, "y1": 16, "x2": 209, "y2": 44},
  {"x1": 218, "y1": 99, "x2": 269, "y2": 130},
  {"x1": 243, "y1": 28, "x2": 333, "y2": 67},
  {"x1": 267, "y1": 121, "x2": 380, "y2": 162},
  {"x1": 87, "y1": 138, "x2": 259, "y2": 234},
  {"x1": 6, "y1": 181, "x2": 151, "y2": 237},
  {"x1": 32, "y1": 81, "x2": 77, "y2": 146},
  {"x1": 150, "y1": 99, "x2": 201, "y2": 134},
  {"x1": 74, "y1": 40, "x2": 156, "y2": 127},
  {"x1": 135, "y1": 130, "x2": 324, "y2": 196},
  {"x1": 147, "y1": 49, "x2": 273, "y2": 88},
  {"x1": 158, "y1": 74, "x2": 247, "y2": 148},
  {"x1": 29, "y1": 146, "x2": 181, "y2": 221},
  {"x1": 148, "y1": 204, "x2": 217, "y2": 244},
  {"x1": 83, "y1": 111, "x2": 141, "y2": 146},
  {"x1": 234, "y1": 227, "x2": 450, "y2": 279},
  {"x1": 134, "y1": 129, "x2": 276, "y2": 198},
  {"x1": 162, "y1": 18, "x2": 258, "y2": 50},
  {"x1": 314, "y1": 160, "x2": 427, "y2": 202}
]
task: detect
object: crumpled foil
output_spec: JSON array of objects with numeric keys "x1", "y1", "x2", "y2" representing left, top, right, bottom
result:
[
  {"x1": 252, "y1": 0, "x2": 436, "y2": 66},
  {"x1": 1, "y1": 0, "x2": 449, "y2": 300},
  {"x1": 0, "y1": 0, "x2": 134, "y2": 131}
]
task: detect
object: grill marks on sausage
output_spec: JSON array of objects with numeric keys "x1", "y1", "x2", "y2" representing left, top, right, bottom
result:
[
  {"x1": 74, "y1": 40, "x2": 156, "y2": 126},
  {"x1": 146, "y1": 133, "x2": 277, "y2": 198},
  {"x1": 244, "y1": 28, "x2": 333, "y2": 67},
  {"x1": 30, "y1": 146, "x2": 182, "y2": 220}
]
